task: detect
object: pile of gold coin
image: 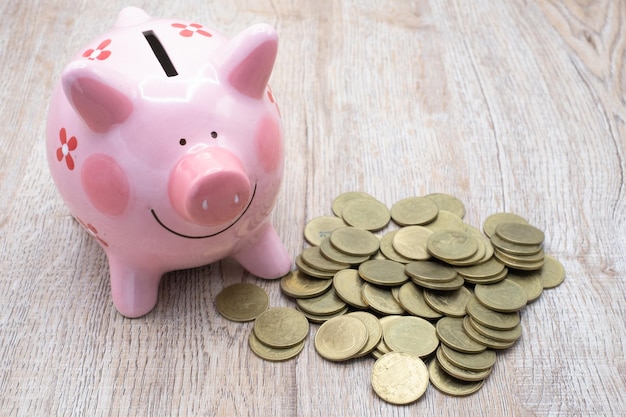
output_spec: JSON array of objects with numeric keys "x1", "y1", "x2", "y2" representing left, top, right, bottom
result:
[{"x1": 216, "y1": 192, "x2": 566, "y2": 404}]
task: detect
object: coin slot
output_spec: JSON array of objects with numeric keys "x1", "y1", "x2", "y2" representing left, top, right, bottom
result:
[{"x1": 142, "y1": 30, "x2": 178, "y2": 77}]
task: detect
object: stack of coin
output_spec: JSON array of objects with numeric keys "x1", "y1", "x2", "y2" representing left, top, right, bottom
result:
[
  {"x1": 249, "y1": 307, "x2": 310, "y2": 361},
  {"x1": 485, "y1": 214, "x2": 546, "y2": 271}
]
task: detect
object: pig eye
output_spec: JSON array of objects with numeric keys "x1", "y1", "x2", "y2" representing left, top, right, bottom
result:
[
  {"x1": 211, "y1": 131, "x2": 218, "y2": 139},
  {"x1": 179, "y1": 138, "x2": 187, "y2": 146}
]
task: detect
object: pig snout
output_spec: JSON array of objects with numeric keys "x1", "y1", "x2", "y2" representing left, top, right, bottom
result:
[{"x1": 169, "y1": 148, "x2": 251, "y2": 227}]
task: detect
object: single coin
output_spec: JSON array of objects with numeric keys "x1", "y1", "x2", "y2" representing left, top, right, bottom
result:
[
  {"x1": 295, "y1": 255, "x2": 336, "y2": 278},
  {"x1": 392, "y1": 226, "x2": 434, "y2": 260},
  {"x1": 371, "y1": 352, "x2": 430, "y2": 405},
  {"x1": 333, "y1": 269, "x2": 369, "y2": 309},
  {"x1": 347, "y1": 311, "x2": 383, "y2": 357},
  {"x1": 397, "y1": 281, "x2": 443, "y2": 320},
  {"x1": 300, "y1": 246, "x2": 349, "y2": 272},
  {"x1": 436, "y1": 347, "x2": 492, "y2": 382},
  {"x1": 425, "y1": 193, "x2": 466, "y2": 218},
  {"x1": 411, "y1": 274, "x2": 466, "y2": 291},
  {"x1": 304, "y1": 215, "x2": 347, "y2": 246},
  {"x1": 460, "y1": 268, "x2": 508, "y2": 285},
  {"x1": 358, "y1": 259, "x2": 409, "y2": 286},
  {"x1": 474, "y1": 279, "x2": 528, "y2": 312},
  {"x1": 319, "y1": 237, "x2": 371, "y2": 264},
  {"x1": 423, "y1": 210, "x2": 465, "y2": 232},
  {"x1": 467, "y1": 316, "x2": 522, "y2": 343},
  {"x1": 314, "y1": 315, "x2": 368, "y2": 361},
  {"x1": 506, "y1": 270, "x2": 544, "y2": 303},
  {"x1": 429, "y1": 359, "x2": 485, "y2": 397},
  {"x1": 248, "y1": 331, "x2": 305, "y2": 361},
  {"x1": 296, "y1": 287, "x2": 347, "y2": 316},
  {"x1": 280, "y1": 270, "x2": 333, "y2": 299},
  {"x1": 379, "y1": 231, "x2": 413, "y2": 263},
  {"x1": 423, "y1": 286, "x2": 473, "y2": 318},
  {"x1": 427, "y1": 230, "x2": 478, "y2": 262},
  {"x1": 362, "y1": 283, "x2": 405, "y2": 315},
  {"x1": 495, "y1": 222, "x2": 545, "y2": 246},
  {"x1": 390, "y1": 196, "x2": 439, "y2": 226},
  {"x1": 405, "y1": 260, "x2": 458, "y2": 282},
  {"x1": 383, "y1": 316, "x2": 439, "y2": 358},
  {"x1": 332, "y1": 191, "x2": 377, "y2": 217},
  {"x1": 253, "y1": 307, "x2": 309, "y2": 348},
  {"x1": 330, "y1": 227, "x2": 380, "y2": 256},
  {"x1": 341, "y1": 197, "x2": 391, "y2": 231},
  {"x1": 490, "y1": 233, "x2": 543, "y2": 256},
  {"x1": 453, "y1": 258, "x2": 506, "y2": 279},
  {"x1": 465, "y1": 297, "x2": 520, "y2": 330},
  {"x1": 448, "y1": 235, "x2": 487, "y2": 266},
  {"x1": 215, "y1": 283, "x2": 269, "y2": 322},
  {"x1": 440, "y1": 344, "x2": 496, "y2": 372},
  {"x1": 483, "y1": 212, "x2": 528, "y2": 238},
  {"x1": 298, "y1": 305, "x2": 349, "y2": 323},
  {"x1": 436, "y1": 317, "x2": 486, "y2": 354},
  {"x1": 462, "y1": 316, "x2": 517, "y2": 350},
  {"x1": 536, "y1": 255, "x2": 566, "y2": 289}
]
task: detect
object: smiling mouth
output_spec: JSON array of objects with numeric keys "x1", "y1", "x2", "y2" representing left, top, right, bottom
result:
[{"x1": 151, "y1": 183, "x2": 257, "y2": 239}]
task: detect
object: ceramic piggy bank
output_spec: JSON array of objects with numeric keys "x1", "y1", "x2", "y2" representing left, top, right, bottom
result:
[{"x1": 46, "y1": 7, "x2": 291, "y2": 317}]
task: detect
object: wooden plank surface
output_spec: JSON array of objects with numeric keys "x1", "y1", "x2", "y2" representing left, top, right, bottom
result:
[{"x1": 1, "y1": 0, "x2": 625, "y2": 415}]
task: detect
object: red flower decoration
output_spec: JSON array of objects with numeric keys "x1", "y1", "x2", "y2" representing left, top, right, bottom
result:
[
  {"x1": 76, "y1": 218, "x2": 109, "y2": 247},
  {"x1": 172, "y1": 23, "x2": 212, "y2": 38},
  {"x1": 82, "y1": 39, "x2": 112, "y2": 61},
  {"x1": 56, "y1": 128, "x2": 78, "y2": 170}
]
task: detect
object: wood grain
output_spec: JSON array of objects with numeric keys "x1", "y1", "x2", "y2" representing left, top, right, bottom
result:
[{"x1": 1, "y1": 0, "x2": 625, "y2": 415}]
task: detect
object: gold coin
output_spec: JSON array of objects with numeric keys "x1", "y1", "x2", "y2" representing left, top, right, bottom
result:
[
  {"x1": 435, "y1": 317, "x2": 486, "y2": 354},
  {"x1": 465, "y1": 297, "x2": 520, "y2": 330},
  {"x1": 331, "y1": 191, "x2": 377, "y2": 217},
  {"x1": 427, "y1": 230, "x2": 478, "y2": 262},
  {"x1": 379, "y1": 231, "x2": 413, "y2": 263},
  {"x1": 474, "y1": 279, "x2": 528, "y2": 312},
  {"x1": 390, "y1": 196, "x2": 439, "y2": 226},
  {"x1": 383, "y1": 316, "x2": 439, "y2": 358},
  {"x1": 436, "y1": 347, "x2": 492, "y2": 382},
  {"x1": 295, "y1": 255, "x2": 335, "y2": 279},
  {"x1": 280, "y1": 270, "x2": 333, "y2": 299},
  {"x1": 362, "y1": 283, "x2": 405, "y2": 315},
  {"x1": 341, "y1": 197, "x2": 390, "y2": 231},
  {"x1": 304, "y1": 215, "x2": 347, "y2": 246},
  {"x1": 490, "y1": 233, "x2": 543, "y2": 256},
  {"x1": 253, "y1": 307, "x2": 309, "y2": 348},
  {"x1": 392, "y1": 226, "x2": 434, "y2": 260},
  {"x1": 371, "y1": 352, "x2": 430, "y2": 405},
  {"x1": 332, "y1": 269, "x2": 368, "y2": 309},
  {"x1": 347, "y1": 311, "x2": 383, "y2": 357},
  {"x1": 298, "y1": 305, "x2": 349, "y2": 324},
  {"x1": 423, "y1": 286, "x2": 473, "y2": 318},
  {"x1": 405, "y1": 260, "x2": 458, "y2": 282},
  {"x1": 319, "y1": 237, "x2": 370, "y2": 265},
  {"x1": 215, "y1": 283, "x2": 269, "y2": 322},
  {"x1": 483, "y1": 212, "x2": 528, "y2": 238},
  {"x1": 506, "y1": 270, "x2": 544, "y2": 303},
  {"x1": 397, "y1": 281, "x2": 443, "y2": 320},
  {"x1": 460, "y1": 268, "x2": 508, "y2": 285},
  {"x1": 462, "y1": 316, "x2": 517, "y2": 350},
  {"x1": 423, "y1": 210, "x2": 465, "y2": 232},
  {"x1": 376, "y1": 315, "x2": 402, "y2": 355},
  {"x1": 494, "y1": 246, "x2": 545, "y2": 263},
  {"x1": 425, "y1": 193, "x2": 466, "y2": 218},
  {"x1": 329, "y1": 227, "x2": 380, "y2": 256},
  {"x1": 495, "y1": 222, "x2": 545, "y2": 246},
  {"x1": 453, "y1": 258, "x2": 506, "y2": 280},
  {"x1": 537, "y1": 255, "x2": 566, "y2": 289},
  {"x1": 439, "y1": 344, "x2": 496, "y2": 372},
  {"x1": 493, "y1": 249, "x2": 545, "y2": 271},
  {"x1": 467, "y1": 316, "x2": 522, "y2": 343},
  {"x1": 314, "y1": 315, "x2": 368, "y2": 361},
  {"x1": 248, "y1": 331, "x2": 305, "y2": 361},
  {"x1": 358, "y1": 259, "x2": 409, "y2": 286},
  {"x1": 300, "y1": 246, "x2": 349, "y2": 272},
  {"x1": 296, "y1": 287, "x2": 347, "y2": 316},
  {"x1": 411, "y1": 274, "x2": 465, "y2": 291},
  {"x1": 448, "y1": 235, "x2": 487, "y2": 266},
  {"x1": 428, "y1": 359, "x2": 485, "y2": 396}
]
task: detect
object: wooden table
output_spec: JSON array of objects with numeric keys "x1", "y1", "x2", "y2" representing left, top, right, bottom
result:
[{"x1": 2, "y1": 0, "x2": 624, "y2": 415}]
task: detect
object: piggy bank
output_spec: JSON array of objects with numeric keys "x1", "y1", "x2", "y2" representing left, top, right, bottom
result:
[{"x1": 46, "y1": 7, "x2": 291, "y2": 317}]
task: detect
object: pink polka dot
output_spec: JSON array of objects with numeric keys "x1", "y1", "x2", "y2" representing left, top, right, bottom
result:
[
  {"x1": 81, "y1": 154, "x2": 130, "y2": 216},
  {"x1": 255, "y1": 115, "x2": 283, "y2": 173}
]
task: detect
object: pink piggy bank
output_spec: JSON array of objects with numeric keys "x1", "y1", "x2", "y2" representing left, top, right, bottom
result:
[{"x1": 46, "y1": 7, "x2": 292, "y2": 318}]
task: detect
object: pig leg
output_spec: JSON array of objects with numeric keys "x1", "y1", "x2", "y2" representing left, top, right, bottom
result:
[
  {"x1": 107, "y1": 256, "x2": 163, "y2": 318},
  {"x1": 232, "y1": 221, "x2": 292, "y2": 279}
]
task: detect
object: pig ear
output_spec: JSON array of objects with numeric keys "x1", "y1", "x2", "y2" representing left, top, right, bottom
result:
[
  {"x1": 219, "y1": 24, "x2": 278, "y2": 99},
  {"x1": 61, "y1": 61, "x2": 134, "y2": 133},
  {"x1": 114, "y1": 7, "x2": 151, "y2": 27}
]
